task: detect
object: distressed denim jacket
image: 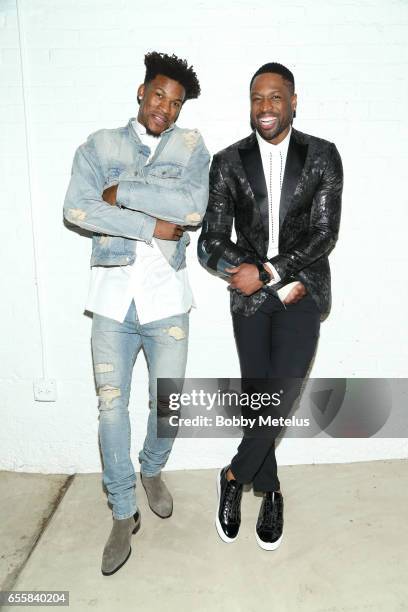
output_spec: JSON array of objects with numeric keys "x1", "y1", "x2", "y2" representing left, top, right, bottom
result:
[{"x1": 63, "y1": 118, "x2": 210, "y2": 269}]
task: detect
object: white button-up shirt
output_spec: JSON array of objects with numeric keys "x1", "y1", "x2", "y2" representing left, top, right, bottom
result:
[
  {"x1": 85, "y1": 121, "x2": 194, "y2": 324},
  {"x1": 256, "y1": 127, "x2": 291, "y2": 259},
  {"x1": 256, "y1": 128, "x2": 300, "y2": 301}
]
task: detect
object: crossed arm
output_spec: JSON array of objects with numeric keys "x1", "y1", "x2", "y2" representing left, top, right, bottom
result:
[
  {"x1": 101, "y1": 184, "x2": 184, "y2": 241},
  {"x1": 63, "y1": 134, "x2": 210, "y2": 241}
]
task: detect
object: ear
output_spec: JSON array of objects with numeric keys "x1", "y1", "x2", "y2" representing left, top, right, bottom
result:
[
  {"x1": 291, "y1": 93, "x2": 297, "y2": 117},
  {"x1": 137, "y1": 83, "x2": 145, "y2": 104}
]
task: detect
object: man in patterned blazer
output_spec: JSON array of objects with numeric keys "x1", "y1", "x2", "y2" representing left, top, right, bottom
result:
[{"x1": 198, "y1": 62, "x2": 343, "y2": 550}]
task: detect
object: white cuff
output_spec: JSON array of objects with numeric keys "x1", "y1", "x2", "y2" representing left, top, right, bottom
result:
[{"x1": 264, "y1": 262, "x2": 281, "y2": 286}]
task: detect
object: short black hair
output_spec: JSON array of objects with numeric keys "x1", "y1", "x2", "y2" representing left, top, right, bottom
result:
[
  {"x1": 143, "y1": 51, "x2": 201, "y2": 101},
  {"x1": 250, "y1": 62, "x2": 295, "y2": 94}
]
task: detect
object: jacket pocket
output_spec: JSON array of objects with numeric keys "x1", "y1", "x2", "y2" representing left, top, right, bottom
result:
[{"x1": 147, "y1": 162, "x2": 183, "y2": 180}]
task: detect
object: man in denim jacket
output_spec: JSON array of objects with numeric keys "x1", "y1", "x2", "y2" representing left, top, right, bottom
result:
[{"x1": 64, "y1": 52, "x2": 209, "y2": 575}]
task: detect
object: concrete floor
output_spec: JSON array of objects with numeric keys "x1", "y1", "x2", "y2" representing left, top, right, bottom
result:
[{"x1": 0, "y1": 460, "x2": 407, "y2": 612}]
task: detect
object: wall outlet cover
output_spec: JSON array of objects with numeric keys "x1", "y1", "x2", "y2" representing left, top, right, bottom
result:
[{"x1": 33, "y1": 378, "x2": 57, "y2": 402}]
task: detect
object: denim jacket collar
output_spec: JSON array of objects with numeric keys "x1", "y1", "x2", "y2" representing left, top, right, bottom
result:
[
  {"x1": 126, "y1": 118, "x2": 176, "y2": 165},
  {"x1": 126, "y1": 117, "x2": 175, "y2": 141}
]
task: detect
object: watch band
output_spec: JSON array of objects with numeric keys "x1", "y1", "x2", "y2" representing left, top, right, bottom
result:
[{"x1": 255, "y1": 262, "x2": 270, "y2": 285}]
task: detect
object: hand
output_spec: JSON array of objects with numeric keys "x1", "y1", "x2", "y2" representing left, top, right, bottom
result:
[
  {"x1": 102, "y1": 184, "x2": 118, "y2": 206},
  {"x1": 226, "y1": 263, "x2": 264, "y2": 296},
  {"x1": 283, "y1": 282, "x2": 307, "y2": 305},
  {"x1": 154, "y1": 219, "x2": 184, "y2": 241}
]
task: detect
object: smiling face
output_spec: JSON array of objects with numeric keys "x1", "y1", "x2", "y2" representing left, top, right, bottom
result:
[
  {"x1": 137, "y1": 74, "x2": 186, "y2": 136},
  {"x1": 250, "y1": 72, "x2": 297, "y2": 144}
]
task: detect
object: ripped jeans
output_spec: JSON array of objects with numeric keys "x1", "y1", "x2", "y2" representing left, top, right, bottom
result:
[{"x1": 91, "y1": 300, "x2": 188, "y2": 519}]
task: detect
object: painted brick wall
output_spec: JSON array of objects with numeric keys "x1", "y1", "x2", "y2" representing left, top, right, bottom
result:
[{"x1": 1, "y1": 0, "x2": 407, "y2": 473}]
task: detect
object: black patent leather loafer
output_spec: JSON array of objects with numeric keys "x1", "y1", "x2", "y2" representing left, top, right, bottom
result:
[
  {"x1": 215, "y1": 466, "x2": 243, "y2": 543},
  {"x1": 255, "y1": 491, "x2": 283, "y2": 551}
]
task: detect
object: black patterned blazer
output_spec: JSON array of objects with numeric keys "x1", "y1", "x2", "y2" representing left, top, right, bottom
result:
[{"x1": 197, "y1": 128, "x2": 343, "y2": 317}]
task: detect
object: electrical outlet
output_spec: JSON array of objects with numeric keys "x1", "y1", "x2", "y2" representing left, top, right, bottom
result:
[{"x1": 33, "y1": 379, "x2": 57, "y2": 402}]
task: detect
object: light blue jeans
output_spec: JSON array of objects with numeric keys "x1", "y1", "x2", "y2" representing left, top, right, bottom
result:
[{"x1": 91, "y1": 301, "x2": 188, "y2": 519}]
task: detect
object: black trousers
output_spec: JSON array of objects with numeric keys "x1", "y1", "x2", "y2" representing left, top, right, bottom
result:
[{"x1": 230, "y1": 293, "x2": 321, "y2": 492}]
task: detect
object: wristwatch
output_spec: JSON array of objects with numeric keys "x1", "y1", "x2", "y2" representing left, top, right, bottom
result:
[{"x1": 255, "y1": 262, "x2": 271, "y2": 285}]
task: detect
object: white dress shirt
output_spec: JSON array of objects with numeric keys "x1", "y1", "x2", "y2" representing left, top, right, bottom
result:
[
  {"x1": 256, "y1": 127, "x2": 291, "y2": 260},
  {"x1": 85, "y1": 121, "x2": 194, "y2": 324},
  {"x1": 256, "y1": 128, "x2": 300, "y2": 301}
]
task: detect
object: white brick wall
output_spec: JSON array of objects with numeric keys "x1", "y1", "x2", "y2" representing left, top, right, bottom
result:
[{"x1": 1, "y1": 0, "x2": 407, "y2": 473}]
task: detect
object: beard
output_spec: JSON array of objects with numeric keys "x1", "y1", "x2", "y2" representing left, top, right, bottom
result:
[{"x1": 145, "y1": 125, "x2": 161, "y2": 138}]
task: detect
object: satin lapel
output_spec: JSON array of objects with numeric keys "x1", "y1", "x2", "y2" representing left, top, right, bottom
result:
[
  {"x1": 238, "y1": 134, "x2": 269, "y2": 245},
  {"x1": 279, "y1": 131, "x2": 308, "y2": 228}
]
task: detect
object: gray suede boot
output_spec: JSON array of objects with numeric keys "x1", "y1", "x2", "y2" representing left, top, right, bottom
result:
[
  {"x1": 101, "y1": 510, "x2": 141, "y2": 576},
  {"x1": 141, "y1": 473, "x2": 173, "y2": 518}
]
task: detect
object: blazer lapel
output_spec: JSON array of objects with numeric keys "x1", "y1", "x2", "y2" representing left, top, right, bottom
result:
[
  {"x1": 238, "y1": 133, "x2": 269, "y2": 245},
  {"x1": 279, "y1": 130, "x2": 308, "y2": 228}
]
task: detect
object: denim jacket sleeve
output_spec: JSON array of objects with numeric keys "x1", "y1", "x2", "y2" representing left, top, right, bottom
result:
[
  {"x1": 63, "y1": 137, "x2": 156, "y2": 241},
  {"x1": 116, "y1": 133, "x2": 210, "y2": 226}
]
